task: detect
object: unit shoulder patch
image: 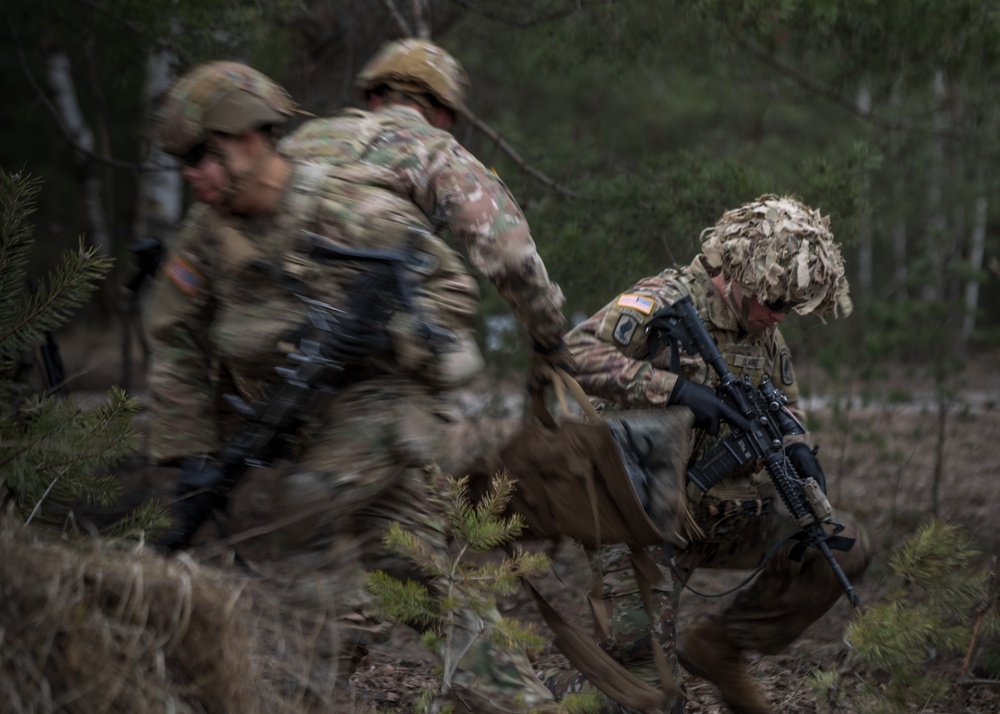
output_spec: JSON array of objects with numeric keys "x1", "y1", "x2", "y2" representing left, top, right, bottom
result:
[
  {"x1": 163, "y1": 255, "x2": 204, "y2": 296},
  {"x1": 779, "y1": 346, "x2": 795, "y2": 386},
  {"x1": 613, "y1": 314, "x2": 640, "y2": 346}
]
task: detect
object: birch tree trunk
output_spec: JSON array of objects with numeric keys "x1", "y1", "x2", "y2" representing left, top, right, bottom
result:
[
  {"x1": 133, "y1": 50, "x2": 184, "y2": 246},
  {"x1": 46, "y1": 51, "x2": 113, "y2": 260},
  {"x1": 961, "y1": 195, "x2": 987, "y2": 353},
  {"x1": 923, "y1": 70, "x2": 947, "y2": 302},
  {"x1": 888, "y1": 91, "x2": 909, "y2": 301},
  {"x1": 124, "y1": 49, "x2": 184, "y2": 387},
  {"x1": 855, "y1": 85, "x2": 872, "y2": 294}
]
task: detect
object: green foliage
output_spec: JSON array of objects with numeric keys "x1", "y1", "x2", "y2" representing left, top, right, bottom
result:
[
  {"x1": 521, "y1": 152, "x2": 773, "y2": 315},
  {"x1": 0, "y1": 169, "x2": 155, "y2": 532},
  {"x1": 836, "y1": 519, "x2": 996, "y2": 712},
  {"x1": 0, "y1": 173, "x2": 110, "y2": 358},
  {"x1": 444, "y1": 0, "x2": 1000, "y2": 369},
  {"x1": 367, "y1": 470, "x2": 552, "y2": 710}
]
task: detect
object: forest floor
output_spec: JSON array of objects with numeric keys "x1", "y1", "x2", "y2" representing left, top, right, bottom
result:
[
  {"x1": 63, "y1": 333, "x2": 1000, "y2": 713},
  {"x1": 348, "y1": 352, "x2": 1000, "y2": 714}
]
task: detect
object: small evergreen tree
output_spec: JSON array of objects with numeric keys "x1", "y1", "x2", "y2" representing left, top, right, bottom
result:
[
  {"x1": 367, "y1": 469, "x2": 600, "y2": 714},
  {"x1": 0, "y1": 169, "x2": 157, "y2": 535},
  {"x1": 809, "y1": 519, "x2": 1000, "y2": 714}
]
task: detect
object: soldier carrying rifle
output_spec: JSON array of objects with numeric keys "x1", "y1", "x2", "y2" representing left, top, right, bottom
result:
[
  {"x1": 553, "y1": 195, "x2": 873, "y2": 714},
  {"x1": 145, "y1": 41, "x2": 569, "y2": 713}
]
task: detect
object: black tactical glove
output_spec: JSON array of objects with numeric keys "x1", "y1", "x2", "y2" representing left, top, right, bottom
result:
[
  {"x1": 157, "y1": 458, "x2": 227, "y2": 553},
  {"x1": 666, "y1": 380, "x2": 750, "y2": 436},
  {"x1": 528, "y1": 339, "x2": 577, "y2": 393},
  {"x1": 533, "y1": 339, "x2": 577, "y2": 372},
  {"x1": 786, "y1": 442, "x2": 827, "y2": 493}
]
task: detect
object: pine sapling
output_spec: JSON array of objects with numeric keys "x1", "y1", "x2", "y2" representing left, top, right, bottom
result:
[
  {"x1": 809, "y1": 519, "x2": 997, "y2": 714},
  {"x1": 367, "y1": 469, "x2": 552, "y2": 712},
  {"x1": 0, "y1": 169, "x2": 164, "y2": 536}
]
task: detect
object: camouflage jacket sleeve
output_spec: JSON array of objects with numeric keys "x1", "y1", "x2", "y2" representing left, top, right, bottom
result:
[
  {"x1": 565, "y1": 272, "x2": 691, "y2": 408},
  {"x1": 144, "y1": 204, "x2": 220, "y2": 464},
  {"x1": 415, "y1": 140, "x2": 567, "y2": 349}
]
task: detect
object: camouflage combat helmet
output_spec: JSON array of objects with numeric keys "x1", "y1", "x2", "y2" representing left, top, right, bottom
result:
[
  {"x1": 155, "y1": 61, "x2": 298, "y2": 157},
  {"x1": 700, "y1": 194, "x2": 852, "y2": 319},
  {"x1": 355, "y1": 39, "x2": 470, "y2": 113}
]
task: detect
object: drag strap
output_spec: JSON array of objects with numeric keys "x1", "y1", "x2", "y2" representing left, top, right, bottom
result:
[{"x1": 525, "y1": 579, "x2": 668, "y2": 713}]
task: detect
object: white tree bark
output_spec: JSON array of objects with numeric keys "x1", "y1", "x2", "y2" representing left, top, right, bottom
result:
[
  {"x1": 961, "y1": 195, "x2": 988, "y2": 351},
  {"x1": 892, "y1": 220, "x2": 908, "y2": 297},
  {"x1": 855, "y1": 85, "x2": 872, "y2": 293},
  {"x1": 46, "y1": 51, "x2": 112, "y2": 257},
  {"x1": 133, "y1": 50, "x2": 184, "y2": 246},
  {"x1": 923, "y1": 70, "x2": 947, "y2": 302}
]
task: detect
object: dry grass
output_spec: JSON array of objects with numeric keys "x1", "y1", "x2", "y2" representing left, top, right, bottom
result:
[{"x1": 0, "y1": 518, "x2": 357, "y2": 714}]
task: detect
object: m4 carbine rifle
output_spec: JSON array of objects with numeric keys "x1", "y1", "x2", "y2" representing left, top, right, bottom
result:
[
  {"x1": 649, "y1": 295, "x2": 860, "y2": 607},
  {"x1": 159, "y1": 229, "x2": 445, "y2": 552}
]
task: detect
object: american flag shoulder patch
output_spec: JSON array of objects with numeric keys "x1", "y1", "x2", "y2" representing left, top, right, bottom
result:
[
  {"x1": 163, "y1": 255, "x2": 204, "y2": 296},
  {"x1": 616, "y1": 293, "x2": 654, "y2": 315}
]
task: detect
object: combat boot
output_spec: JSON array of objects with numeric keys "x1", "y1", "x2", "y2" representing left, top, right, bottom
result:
[{"x1": 676, "y1": 618, "x2": 773, "y2": 714}]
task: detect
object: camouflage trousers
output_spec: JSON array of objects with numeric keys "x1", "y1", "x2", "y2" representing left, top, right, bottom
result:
[
  {"x1": 274, "y1": 377, "x2": 556, "y2": 713},
  {"x1": 542, "y1": 482, "x2": 872, "y2": 713}
]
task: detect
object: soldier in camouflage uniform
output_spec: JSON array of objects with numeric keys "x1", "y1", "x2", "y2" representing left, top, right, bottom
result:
[
  {"x1": 555, "y1": 196, "x2": 872, "y2": 714},
  {"x1": 146, "y1": 42, "x2": 566, "y2": 712}
]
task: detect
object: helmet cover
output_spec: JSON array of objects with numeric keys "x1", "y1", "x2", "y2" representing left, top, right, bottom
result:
[
  {"x1": 155, "y1": 61, "x2": 298, "y2": 156},
  {"x1": 700, "y1": 194, "x2": 852, "y2": 318}
]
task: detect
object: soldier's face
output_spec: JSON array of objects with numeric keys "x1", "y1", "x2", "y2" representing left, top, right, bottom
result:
[
  {"x1": 731, "y1": 283, "x2": 789, "y2": 333},
  {"x1": 180, "y1": 147, "x2": 228, "y2": 206}
]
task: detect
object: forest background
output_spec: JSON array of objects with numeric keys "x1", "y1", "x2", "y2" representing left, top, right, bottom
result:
[
  {"x1": 4, "y1": 0, "x2": 1000, "y2": 376},
  {"x1": 3, "y1": 2, "x2": 1000, "y2": 712}
]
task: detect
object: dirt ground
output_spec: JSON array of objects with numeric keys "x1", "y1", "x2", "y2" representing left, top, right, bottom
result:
[
  {"x1": 63, "y1": 334, "x2": 1000, "y2": 713},
  {"x1": 344, "y1": 353, "x2": 1000, "y2": 714}
]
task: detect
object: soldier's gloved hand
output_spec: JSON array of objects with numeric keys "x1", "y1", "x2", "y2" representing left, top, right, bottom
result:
[
  {"x1": 157, "y1": 458, "x2": 227, "y2": 553},
  {"x1": 533, "y1": 339, "x2": 577, "y2": 373},
  {"x1": 528, "y1": 339, "x2": 577, "y2": 393},
  {"x1": 786, "y1": 442, "x2": 827, "y2": 493},
  {"x1": 666, "y1": 380, "x2": 750, "y2": 436}
]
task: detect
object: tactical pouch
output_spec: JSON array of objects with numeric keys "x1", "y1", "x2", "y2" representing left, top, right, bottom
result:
[
  {"x1": 466, "y1": 365, "x2": 695, "y2": 549},
  {"x1": 463, "y1": 367, "x2": 696, "y2": 712}
]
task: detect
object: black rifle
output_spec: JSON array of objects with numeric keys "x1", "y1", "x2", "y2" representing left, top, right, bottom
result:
[
  {"x1": 648, "y1": 295, "x2": 860, "y2": 607},
  {"x1": 159, "y1": 229, "x2": 441, "y2": 552}
]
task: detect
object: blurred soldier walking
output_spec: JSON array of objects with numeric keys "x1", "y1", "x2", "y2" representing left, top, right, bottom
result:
[
  {"x1": 146, "y1": 40, "x2": 567, "y2": 712},
  {"x1": 553, "y1": 195, "x2": 872, "y2": 714}
]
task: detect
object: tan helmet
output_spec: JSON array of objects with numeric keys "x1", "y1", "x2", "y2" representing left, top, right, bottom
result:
[
  {"x1": 154, "y1": 61, "x2": 298, "y2": 157},
  {"x1": 355, "y1": 39, "x2": 470, "y2": 113},
  {"x1": 699, "y1": 194, "x2": 853, "y2": 319}
]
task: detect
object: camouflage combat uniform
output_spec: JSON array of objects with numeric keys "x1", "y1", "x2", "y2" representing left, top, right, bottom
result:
[
  {"x1": 145, "y1": 103, "x2": 565, "y2": 711},
  {"x1": 556, "y1": 257, "x2": 871, "y2": 712}
]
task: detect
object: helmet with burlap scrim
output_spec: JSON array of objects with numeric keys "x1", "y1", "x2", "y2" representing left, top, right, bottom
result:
[
  {"x1": 154, "y1": 61, "x2": 299, "y2": 157},
  {"x1": 699, "y1": 194, "x2": 853, "y2": 319},
  {"x1": 355, "y1": 39, "x2": 470, "y2": 114}
]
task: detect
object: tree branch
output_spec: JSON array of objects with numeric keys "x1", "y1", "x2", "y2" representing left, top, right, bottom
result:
[
  {"x1": 731, "y1": 31, "x2": 964, "y2": 140},
  {"x1": 412, "y1": 0, "x2": 430, "y2": 39},
  {"x1": 0, "y1": 0, "x2": 152, "y2": 173},
  {"x1": 381, "y1": 0, "x2": 413, "y2": 36},
  {"x1": 460, "y1": 108, "x2": 579, "y2": 198},
  {"x1": 446, "y1": 0, "x2": 609, "y2": 29}
]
